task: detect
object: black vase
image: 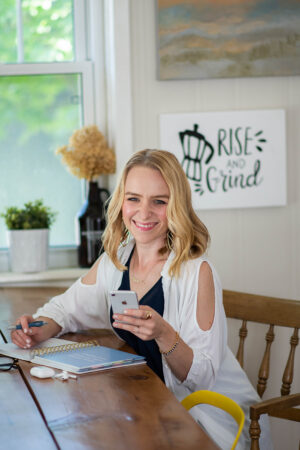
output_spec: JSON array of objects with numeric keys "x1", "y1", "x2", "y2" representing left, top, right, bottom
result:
[{"x1": 77, "y1": 181, "x2": 110, "y2": 268}]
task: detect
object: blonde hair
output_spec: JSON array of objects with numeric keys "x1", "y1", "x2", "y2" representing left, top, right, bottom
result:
[{"x1": 102, "y1": 149, "x2": 210, "y2": 277}]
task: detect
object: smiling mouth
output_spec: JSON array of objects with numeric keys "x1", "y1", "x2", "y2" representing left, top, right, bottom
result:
[{"x1": 133, "y1": 221, "x2": 157, "y2": 231}]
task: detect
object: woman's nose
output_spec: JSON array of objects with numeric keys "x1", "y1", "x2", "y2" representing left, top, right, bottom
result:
[{"x1": 139, "y1": 202, "x2": 151, "y2": 219}]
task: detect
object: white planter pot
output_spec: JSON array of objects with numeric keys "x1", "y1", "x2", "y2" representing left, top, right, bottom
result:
[{"x1": 8, "y1": 229, "x2": 49, "y2": 273}]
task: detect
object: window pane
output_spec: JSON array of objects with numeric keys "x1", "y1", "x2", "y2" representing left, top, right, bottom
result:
[
  {"x1": 0, "y1": 0, "x2": 18, "y2": 63},
  {"x1": 23, "y1": 0, "x2": 74, "y2": 62},
  {"x1": 0, "y1": 73, "x2": 83, "y2": 247},
  {"x1": 0, "y1": 0, "x2": 74, "y2": 63}
]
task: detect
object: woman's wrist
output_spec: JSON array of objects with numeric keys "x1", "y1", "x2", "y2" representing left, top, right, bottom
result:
[
  {"x1": 159, "y1": 331, "x2": 180, "y2": 356},
  {"x1": 156, "y1": 326, "x2": 180, "y2": 356},
  {"x1": 35, "y1": 316, "x2": 61, "y2": 340}
]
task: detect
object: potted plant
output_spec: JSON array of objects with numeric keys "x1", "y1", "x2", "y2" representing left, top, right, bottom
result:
[{"x1": 1, "y1": 199, "x2": 57, "y2": 273}]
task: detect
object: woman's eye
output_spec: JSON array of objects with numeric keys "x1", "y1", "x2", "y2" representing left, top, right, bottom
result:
[
  {"x1": 127, "y1": 197, "x2": 138, "y2": 202},
  {"x1": 154, "y1": 199, "x2": 167, "y2": 205}
]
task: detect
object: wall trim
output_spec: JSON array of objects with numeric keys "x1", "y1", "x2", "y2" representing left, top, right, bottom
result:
[{"x1": 104, "y1": 0, "x2": 133, "y2": 192}]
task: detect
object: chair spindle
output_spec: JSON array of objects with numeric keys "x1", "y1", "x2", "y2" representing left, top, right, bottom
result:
[
  {"x1": 236, "y1": 320, "x2": 248, "y2": 368},
  {"x1": 257, "y1": 324, "x2": 275, "y2": 397},
  {"x1": 281, "y1": 327, "x2": 299, "y2": 396},
  {"x1": 249, "y1": 418, "x2": 260, "y2": 450}
]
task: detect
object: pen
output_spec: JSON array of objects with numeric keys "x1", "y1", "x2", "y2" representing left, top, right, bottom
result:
[{"x1": 8, "y1": 320, "x2": 48, "y2": 330}]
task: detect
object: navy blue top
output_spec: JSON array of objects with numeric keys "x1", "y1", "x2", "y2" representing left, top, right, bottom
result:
[{"x1": 109, "y1": 250, "x2": 165, "y2": 382}]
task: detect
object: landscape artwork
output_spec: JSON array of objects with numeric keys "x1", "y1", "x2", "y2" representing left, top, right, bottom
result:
[{"x1": 157, "y1": 0, "x2": 300, "y2": 80}]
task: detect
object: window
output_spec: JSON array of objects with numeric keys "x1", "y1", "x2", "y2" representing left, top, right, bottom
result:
[{"x1": 0, "y1": 0, "x2": 96, "y2": 249}]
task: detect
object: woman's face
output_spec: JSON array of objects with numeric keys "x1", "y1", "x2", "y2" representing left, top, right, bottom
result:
[{"x1": 122, "y1": 166, "x2": 169, "y2": 247}]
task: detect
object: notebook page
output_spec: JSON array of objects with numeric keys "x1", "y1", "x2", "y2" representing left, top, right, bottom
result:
[{"x1": 0, "y1": 338, "x2": 75, "y2": 361}]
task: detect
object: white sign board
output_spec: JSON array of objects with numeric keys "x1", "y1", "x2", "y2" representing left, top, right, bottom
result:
[{"x1": 160, "y1": 110, "x2": 286, "y2": 210}]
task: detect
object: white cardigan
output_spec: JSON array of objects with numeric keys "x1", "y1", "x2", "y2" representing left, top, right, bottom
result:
[{"x1": 34, "y1": 240, "x2": 273, "y2": 450}]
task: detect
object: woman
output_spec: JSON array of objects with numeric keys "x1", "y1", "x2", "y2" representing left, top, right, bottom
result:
[{"x1": 12, "y1": 149, "x2": 272, "y2": 450}]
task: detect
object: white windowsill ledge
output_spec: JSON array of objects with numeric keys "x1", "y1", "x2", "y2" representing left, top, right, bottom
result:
[{"x1": 0, "y1": 267, "x2": 88, "y2": 287}]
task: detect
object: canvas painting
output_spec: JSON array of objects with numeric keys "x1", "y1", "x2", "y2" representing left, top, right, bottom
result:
[{"x1": 157, "y1": 0, "x2": 300, "y2": 80}]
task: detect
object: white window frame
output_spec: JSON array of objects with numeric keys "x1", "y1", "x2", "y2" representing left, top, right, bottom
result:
[{"x1": 0, "y1": 0, "x2": 106, "y2": 271}]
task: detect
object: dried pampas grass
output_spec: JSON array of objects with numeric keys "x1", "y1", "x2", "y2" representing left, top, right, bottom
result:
[{"x1": 56, "y1": 125, "x2": 116, "y2": 181}]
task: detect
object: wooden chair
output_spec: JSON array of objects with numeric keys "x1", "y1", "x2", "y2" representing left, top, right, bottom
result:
[
  {"x1": 223, "y1": 290, "x2": 300, "y2": 450},
  {"x1": 181, "y1": 390, "x2": 245, "y2": 450}
]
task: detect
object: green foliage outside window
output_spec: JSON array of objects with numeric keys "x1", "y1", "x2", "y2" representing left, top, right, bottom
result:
[
  {"x1": 0, "y1": 0, "x2": 76, "y2": 142},
  {"x1": 0, "y1": 0, "x2": 83, "y2": 247},
  {"x1": 0, "y1": 0, "x2": 73, "y2": 63},
  {"x1": 0, "y1": 72, "x2": 82, "y2": 246},
  {"x1": 0, "y1": 0, "x2": 17, "y2": 62},
  {"x1": 0, "y1": 74, "x2": 80, "y2": 141}
]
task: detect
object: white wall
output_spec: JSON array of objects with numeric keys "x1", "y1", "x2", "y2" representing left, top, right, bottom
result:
[{"x1": 122, "y1": 1, "x2": 300, "y2": 448}]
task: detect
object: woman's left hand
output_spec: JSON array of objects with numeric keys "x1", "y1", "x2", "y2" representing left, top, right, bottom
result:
[
  {"x1": 112, "y1": 305, "x2": 166, "y2": 341},
  {"x1": 113, "y1": 304, "x2": 193, "y2": 382}
]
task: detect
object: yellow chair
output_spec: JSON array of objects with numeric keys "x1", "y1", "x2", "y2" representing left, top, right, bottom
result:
[{"x1": 181, "y1": 390, "x2": 245, "y2": 450}]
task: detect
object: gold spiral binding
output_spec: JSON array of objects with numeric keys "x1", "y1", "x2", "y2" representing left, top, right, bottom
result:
[{"x1": 31, "y1": 340, "x2": 99, "y2": 357}]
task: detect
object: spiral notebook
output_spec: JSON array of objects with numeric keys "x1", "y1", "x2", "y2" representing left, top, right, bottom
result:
[{"x1": 0, "y1": 338, "x2": 145, "y2": 374}]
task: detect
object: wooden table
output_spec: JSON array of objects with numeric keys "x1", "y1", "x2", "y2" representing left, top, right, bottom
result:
[{"x1": 0, "y1": 287, "x2": 219, "y2": 450}]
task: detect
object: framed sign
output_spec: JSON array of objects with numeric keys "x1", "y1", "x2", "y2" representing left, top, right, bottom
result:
[{"x1": 160, "y1": 110, "x2": 286, "y2": 210}]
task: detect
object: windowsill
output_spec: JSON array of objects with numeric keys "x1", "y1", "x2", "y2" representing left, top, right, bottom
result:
[
  {"x1": 0, "y1": 246, "x2": 81, "y2": 276},
  {"x1": 0, "y1": 267, "x2": 88, "y2": 287}
]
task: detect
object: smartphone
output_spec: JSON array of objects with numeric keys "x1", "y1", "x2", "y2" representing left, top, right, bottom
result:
[{"x1": 109, "y1": 290, "x2": 139, "y2": 321}]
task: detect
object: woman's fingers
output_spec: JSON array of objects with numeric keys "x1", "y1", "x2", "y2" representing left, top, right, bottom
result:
[
  {"x1": 113, "y1": 320, "x2": 153, "y2": 339},
  {"x1": 19, "y1": 315, "x2": 33, "y2": 333},
  {"x1": 118, "y1": 305, "x2": 155, "y2": 321},
  {"x1": 11, "y1": 331, "x2": 24, "y2": 347},
  {"x1": 12, "y1": 329, "x2": 39, "y2": 348},
  {"x1": 11, "y1": 314, "x2": 35, "y2": 348},
  {"x1": 140, "y1": 306, "x2": 153, "y2": 320},
  {"x1": 113, "y1": 313, "x2": 153, "y2": 327},
  {"x1": 112, "y1": 305, "x2": 159, "y2": 340},
  {"x1": 11, "y1": 329, "x2": 30, "y2": 348}
]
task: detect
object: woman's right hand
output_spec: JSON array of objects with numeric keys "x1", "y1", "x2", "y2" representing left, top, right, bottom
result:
[{"x1": 11, "y1": 315, "x2": 61, "y2": 348}]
